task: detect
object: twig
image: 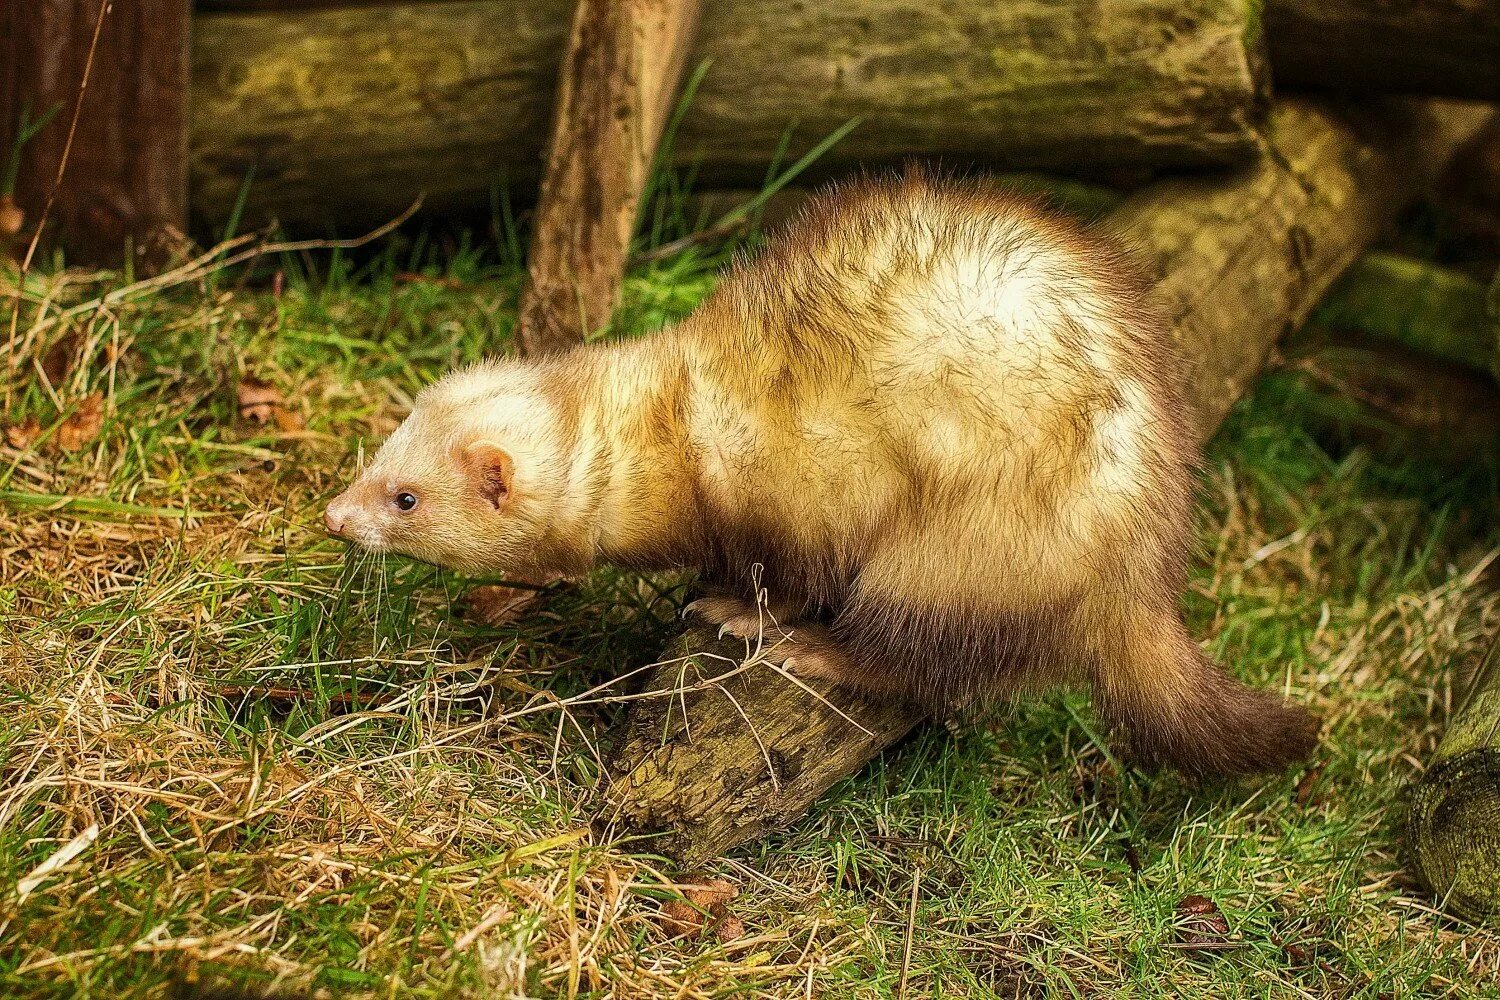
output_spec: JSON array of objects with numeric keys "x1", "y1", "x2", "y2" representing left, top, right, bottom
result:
[
  {"x1": 898, "y1": 866, "x2": 921, "y2": 998},
  {"x1": 8, "y1": 199, "x2": 423, "y2": 347},
  {"x1": 629, "y1": 214, "x2": 749, "y2": 267}
]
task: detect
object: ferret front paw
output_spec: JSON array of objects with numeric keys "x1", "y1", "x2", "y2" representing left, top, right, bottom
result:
[{"x1": 684, "y1": 594, "x2": 793, "y2": 642}]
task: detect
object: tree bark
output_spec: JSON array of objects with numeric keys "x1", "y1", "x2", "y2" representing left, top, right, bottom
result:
[
  {"x1": 601, "y1": 98, "x2": 1494, "y2": 866},
  {"x1": 1, "y1": 0, "x2": 190, "y2": 266},
  {"x1": 1106, "y1": 99, "x2": 1491, "y2": 435},
  {"x1": 1267, "y1": 0, "x2": 1500, "y2": 101},
  {"x1": 188, "y1": 0, "x2": 1267, "y2": 231},
  {"x1": 514, "y1": 0, "x2": 702, "y2": 354},
  {"x1": 1408, "y1": 642, "x2": 1500, "y2": 921}
]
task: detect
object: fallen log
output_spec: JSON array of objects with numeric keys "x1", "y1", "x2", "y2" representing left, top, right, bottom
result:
[
  {"x1": 1492, "y1": 271, "x2": 1500, "y2": 382},
  {"x1": 1281, "y1": 339, "x2": 1500, "y2": 463},
  {"x1": 515, "y1": 0, "x2": 702, "y2": 354},
  {"x1": 601, "y1": 98, "x2": 1494, "y2": 865},
  {"x1": 1267, "y1": 0, "x2": 1500, "y2": 101},
  {"x1": 1444, "y1": 119, "x2": 1500, "y2": 255},
  {"x1": 1408, "y1": 642, "x2": 1500, "y2": 920},
  {"x1": 189, "y1": 0, "x2": 1267, "y2": 229},
  {"x1": 1299, "y1": 253, "x2": 1494, "y2": 378}
]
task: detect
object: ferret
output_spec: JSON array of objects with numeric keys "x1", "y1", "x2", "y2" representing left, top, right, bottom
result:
[{"x1": 325, "y1": 172, "x2": 1318, "y2": 778}]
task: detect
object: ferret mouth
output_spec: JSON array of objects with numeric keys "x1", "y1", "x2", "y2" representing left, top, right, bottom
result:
[{"x1": 334, "y1": 535, "x2": 451, "y2": 571}]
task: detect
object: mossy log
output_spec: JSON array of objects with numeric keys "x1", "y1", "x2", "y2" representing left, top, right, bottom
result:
[
  {"x1": 1301, "y1": 253, "x2": 1495, "y2": 378},
  {"x1": 601, "y1": 98, "x2": 1494, "y2": 865},
  {"x1": 1491, "y1": 270, "x2": 1500, "y2": 383},
  {"x1": 1408, "y1": 642, "x2": 1500, "y2": 920},
  {"x1": 1267, "y1": 0, "x2": 1500, "y2": 101},
  {"x1": 1281, "y1": 340, "x2": 1500, "y2": 463},
  {"x1": 1105, "y1": 99, "x2": 1491, "y2": 434},
  {"x1": 188, "y1": 0, "x2": 1267, "y2": 229}
]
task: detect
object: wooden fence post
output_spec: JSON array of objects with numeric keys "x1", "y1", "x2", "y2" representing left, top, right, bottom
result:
[
  {"x1": 1, "y1": 0, "x2": 191, "y2": 267},
  {"x1": 514, "y1": 0, "x2": 704, "y2": 354}
]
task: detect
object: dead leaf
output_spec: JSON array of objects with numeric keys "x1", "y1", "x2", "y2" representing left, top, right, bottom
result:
[
  {"x1": 1174, "y1": 894, "x2": 1231, "y2": 949},
  {"x1": 713, "y1": 914, "x2": 745, "y2": 943},
  {"x1": 271, "y1": 404, "x2": 305, "y2": 433},
  {"x1": 659, "y1": 900, "x2": 702, "y2": 937},
  {"x1": 56, "y1": 392, "x2": 104, "y2": 451},
  {"x1": 1294, "y1": 765, "x2": 1324, "y2": 807},
  {"x1": 238, "y1": 376, "x2": 304, "y2": 432},
  {"x1": 0, "y1": 194, "x2": 22, "y2": 237},
  {"x1": 659, "y1": 879, "x2": 740, "y2": 940},
  {"x1": 463, "y1": 583, "x2": 546, "y2": 627},
  {"x1": 4, "y1": 417, "x2": 41, "y2": 450},
  {"x1": 40, "y1": 332, "x2": 80, "y2": 387},
  {"x1": 237, "y1": 376, "x2": 282, "y2": 423}
]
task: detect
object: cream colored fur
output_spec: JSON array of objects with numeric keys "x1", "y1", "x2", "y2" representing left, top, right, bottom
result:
[{"x1": 326, "y1": 173, "x2": 1318, "y2": 776}]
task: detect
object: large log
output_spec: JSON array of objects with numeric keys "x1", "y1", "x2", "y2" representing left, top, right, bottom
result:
[
  {"x1": 515, "y1": 0, "x2": 702, "y2": 354},
  {"x1": 188, "y1": 0, "x2": 1267, "y2": 230},
  {"x1": 1267, "y1": 0, "x2": 1500, "y2": 101},
  {"x1": 601, "y1": 98, "x2": 1494, "y2": 865},
  {"x1": 1408, "y1": 642, "x2": 1500, "y2": 920}
]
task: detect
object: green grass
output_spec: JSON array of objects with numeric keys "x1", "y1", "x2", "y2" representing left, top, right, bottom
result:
[{"x1": 0, "y1": 226, "x2": 1497, "y2": 999}]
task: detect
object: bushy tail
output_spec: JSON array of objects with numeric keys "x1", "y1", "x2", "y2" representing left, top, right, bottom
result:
[{"x1": 1093, "y1": 615, "x2": 1319, "y2": 779}]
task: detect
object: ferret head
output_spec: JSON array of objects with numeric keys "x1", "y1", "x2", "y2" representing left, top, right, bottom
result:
[{"x1": 323, "y1": 363, "x2": 567, "y2": 576}]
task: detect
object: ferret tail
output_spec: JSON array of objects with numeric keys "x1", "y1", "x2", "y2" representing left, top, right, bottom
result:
[{"x1": 1091, "y1": 610, "x2": 1319, "y2": 779}]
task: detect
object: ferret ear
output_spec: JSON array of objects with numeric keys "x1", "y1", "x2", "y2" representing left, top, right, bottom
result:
[{"x1": 459, "y1": 440, "x2": 515, "y2": 508}]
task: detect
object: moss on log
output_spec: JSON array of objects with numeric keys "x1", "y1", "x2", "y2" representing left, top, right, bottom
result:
[
  {"x1": 1267, "y1": 0, "x2": 1500, "y2": 101},
  {"x1": 1107, "y1": 99, "x2": 1492, "y2": 434},
  {"x1": 1408, "y1": 643, "x2": 1500, "y2": 920},
  {"x1": 602, "y1": 98, "x2": 1494, "y2": 865},
  {"x1": 189, "y1": 0, "x2": 1267, "y2": 229},
  {"x1": 1302, "y1": 253, "x2": 1495, "y2": 377}
]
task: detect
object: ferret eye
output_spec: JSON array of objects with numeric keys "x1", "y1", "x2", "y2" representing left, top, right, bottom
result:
[{"x1": 393, "y1": 492, "x2": 418, "y2": 512}]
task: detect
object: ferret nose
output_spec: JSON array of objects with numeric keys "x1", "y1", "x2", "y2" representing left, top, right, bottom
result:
[{"x1": 324, "y1": 504, "x2": 346, "y2": 537}]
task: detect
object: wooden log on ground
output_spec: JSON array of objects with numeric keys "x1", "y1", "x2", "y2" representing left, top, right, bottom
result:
[
  {"x1": 1408, "y1": 642, "x2": 1500, "y2": 920},
  {"x1": 1445, "y1": 119, "x2": 1500, "y2": 254},
  {"x1": 515, "y1": 0, "x2": 702, "y2": 353},
  {"x1": 1, "y1": 0, "x2": 191, "y2": 266},
  {"x1": 601, "y1": 98, "x2": 1494, "y2": 865},
  {"x1": 1281, "y1": 339, "x2": 1500, "y2": 463},
  {"x1": 1300, "y1": 253, "x2": 1495, "y2": 378},
  {"x1": 1492, "y1": 270, "x2": 1500, "y2": 382},
  {"x1": 189, "y1": 0, "x2": 1267, "y2": 230},
  {"x1": 1267, "y1": 0, "x2": 1500, "y2": 101}
]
